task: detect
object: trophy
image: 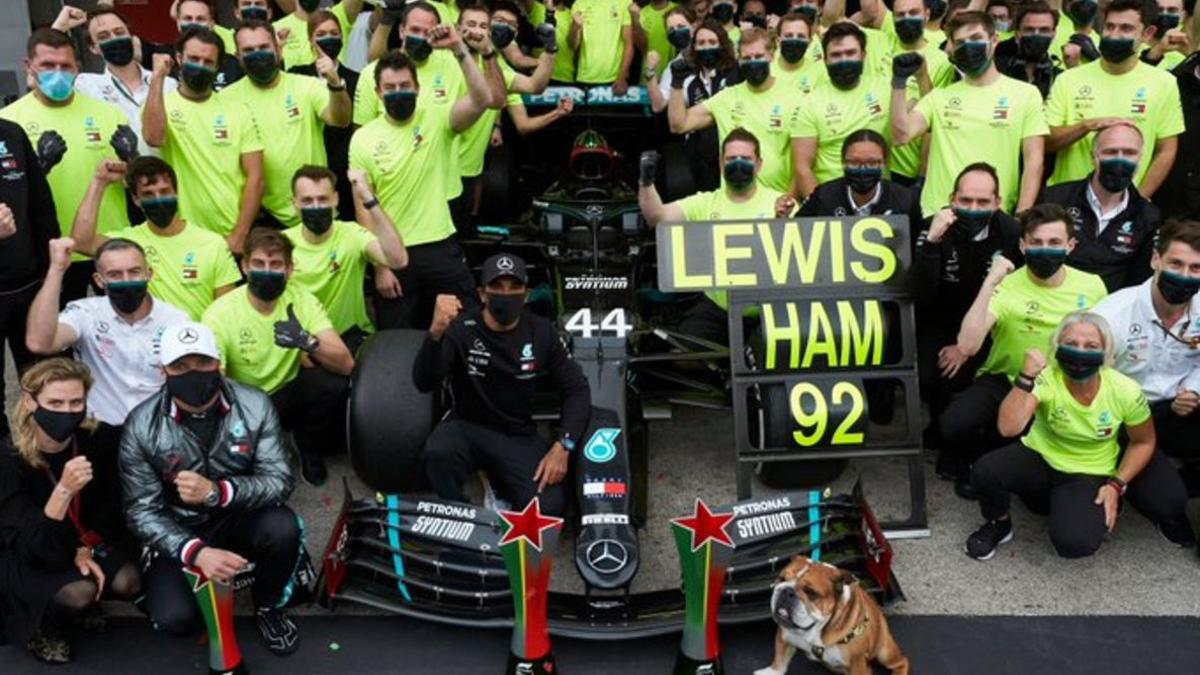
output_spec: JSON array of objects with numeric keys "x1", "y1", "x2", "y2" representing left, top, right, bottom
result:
[
  {"x1": 183, "y1": 565, "x2": 248, "y2": 675},
  {"x1": 671, "y1": 499, "x2": 736, "y2": 675},
  {"x1": 498, "y1": 498, "x2": 565, "y2": 675}
]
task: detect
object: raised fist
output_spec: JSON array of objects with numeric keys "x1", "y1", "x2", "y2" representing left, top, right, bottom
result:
[
  {"x1": 36, "y1": 130, "x2": 68, "y2": 174},
  {"x1": 639, "y1": 150, "x2": 660, "y2": 188}
]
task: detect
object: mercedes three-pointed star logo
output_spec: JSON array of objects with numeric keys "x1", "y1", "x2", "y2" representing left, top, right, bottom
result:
[
  {"x1": 585, "y1": 539, "x2": 629, "y2": 574},
  {"x1": 497, "y1": 256, "x2": 515, "y2": 271},
  {"x1": 178, "y1": 327, "x2": 199, "y2": 344}
]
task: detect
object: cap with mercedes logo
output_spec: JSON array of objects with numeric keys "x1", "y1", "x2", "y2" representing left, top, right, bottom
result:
[
  {"x1": 159, "y1": 322, "x2": 221, "y2": 366},
  {"x1": 481, "y1": 253, "x2": 528, "y2": 286}
]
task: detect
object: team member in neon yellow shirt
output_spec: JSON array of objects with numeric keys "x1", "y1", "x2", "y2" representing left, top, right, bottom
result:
[
  {"x1": 1, "y1": 28, "x2": 131, "y2": 302},
  {"x1": 226, "y1": 1, "x2": 273, "y2": 53},
  {"x1": 633, "y1": 0, "x2": 679, "y2": 80},
  {"x1": 891, "y1": 11, "x2": 1048, "y2": 217},
  {"x1": 938, "y1": 204, "x2": 1108, "y2": 498},
  {"x1": 772, "y1": 12, "x2": 824, "y2": 96},
  {"x1": 348, "y1": 28, "x2": 492, "y2": 330},
  {"x1": 1140, "y1": 0, "x2": 1190, "y2": 71},
  {"x1": 142, "y1": 29, "x2": 264, "y2": 255},
  {"x1": 966, "y1": 311, "x2": 1173, "y2": 560},
  {"x1": 71, "y1": 157, "x2": 240, "y2": 322},
  {"x1": 1057, "y1": 0, "x2": 1102, "y2": 68},
  {"x1": 792, "y1": 21, "x2": 892, "y2": 198},
  {"x1": 638, "y1": 128, "x2": 795, "y2": 345},
  {"x1": 273, "y1": 0, "x2": 364, "y2": 69},
  {"x1": 223, "y1": 20, "x2": 351, "y2": 227},
  {"x1": 1045, "y1": 0, "x2": 1184, "y2": 198},
  {"x1": 283, "y1": 165, "x2": 408, "y2": 352},
  {"x1": 202, "y1": 228, "x2": 354, "y2": 486},
  {"x1": 707, "y1": 0, "x2": 741, "y2": 44},
  {"x1": 669, "y1": 27, "x2": 803, "y2": 195},
  {"x1": 572, "y1": 0, "x2": 634, "y2": 92}
]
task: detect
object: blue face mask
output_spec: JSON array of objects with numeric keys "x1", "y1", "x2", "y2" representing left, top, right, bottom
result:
[{"x1": 37, "y1": 70, "x2": 75, "y2": 102}]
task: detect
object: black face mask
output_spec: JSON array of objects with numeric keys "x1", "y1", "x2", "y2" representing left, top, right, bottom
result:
[
  {"x1": 1055, "y1": 345, "x2": 1104, "y2": 381},
  {"x1": 1099, "y1": 36, "x2": 1135, "y2": 63},
  {"x1": 695, "y1": 47, "x2": 722, "y2": 68},
  {"x1": 485, "y1": 291, "x2": 524, "y2": 326},
  {"x1": 166, "y1": 369, "x2": 223, "y2": 408},
  {"x1": 744, "y1": 14, "x2": 767, "y2": 28},
  {"x1": 180, "y1": 62, "x2": 217, "y2": 92},
  {"x1": 383, "y1": 90, "x2": 418, "y2": 121},
  {"x1": 34, "y1": 407, "x2": 86, "y2": 444},
  {"x1": 1024, "y1": 247, "x2": 1068, "y2": 279},
  {"x1": 141, "y1": 196, "x2": 178, "y2": 228},
  {"x1": 1097, "y1": 157, "x2": 1136, "y2": 193},
  {"x1": 301, "y1": 205, "x2": 334, "y2": 235},
  {"x1": 738, "y1": 59, "x2": 770, "y2": 86},
  {"x1": 724, "y1": 158, "x2": 756, "y2": 191},
  {"x1": 298, "y1": 0, "x2": 321, "y2": 12},
  {"x1": 953, "y1": 41, "x2": 991, "y2": 77},
  {"x1": 711, "y1": 3, "x2": 735, "y2": 23},
  {"x1": 953, "y1": 207, "x2": 994, "y2": 238},
  {"x1": 668, "y1": 27, "x2": 692, "y2": 50},
  {"x1": 894, "y1": 17, "x2": 925, "y2": 45},
  {"x1": 1157, "y1": 270, "x2": 1200, "y2": 305},
  {"x1": 1017, "y1": 34, "x2": 1052, "y2": 61},
  {"x1": 316, "y1": 36, "x2": 343, "y2": 59},
  {"x1": 845, "y1": 166, "x2": 882, "y2": 194},
  {"x1": 240, "y1": 6, "x2": 269, "y2": 22},
  {"x1": 827, "y1": 59, "x2": 863, "y2": 89},
  {"x1": 100, "y1": 36, "x2": 135, "y2": 67},
  {"x1": 405, "y1": 34, "x2": 432, "y2": 61},
  {"x1": 794, "y1": 5, "x2": 819, "y2": 20},
  {"x1": 1155, "y1": 13, "x2": 1182, "y2": 35},
  {"x1": 1066, "y1": 0, "x2": 1098, "y2": 27},
  {"x1": 242, "y1": 49, "x2": 279, "y2": 85},
  {"x1": 247, "y1": 270, "x2": 287, "y2": 301},
  {"x1": 925, "y1": 0, "x2": 947, "y2": 21},
  {"x1": 105, "y1": 280, "x2": 149, "y2": 314},
  {"x1": 780, "y1": 38, "x2": 810, "y2": 64},
  {"x1": 490, "y1": 22, "x2": 517, "y2": 49}
]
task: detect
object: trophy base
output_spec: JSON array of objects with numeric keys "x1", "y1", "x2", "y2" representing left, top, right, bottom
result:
[
  {"x1": 210, "y1": 661, "x2": 248, "y2": 675},
  {"x1": 505, "y1": 651, "x2": 558, "y2": 674},
  {"x1": 673, "y1": 651, "x2": 724, "y2": 675}
]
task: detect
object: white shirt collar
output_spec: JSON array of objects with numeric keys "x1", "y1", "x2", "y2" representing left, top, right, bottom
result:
[
  {"x1": 1086, "y1": 181, "x2": 1129, "y2": 235},
  {"x1": 846, "y1": 183, "x2": 882, "y2": 215}
]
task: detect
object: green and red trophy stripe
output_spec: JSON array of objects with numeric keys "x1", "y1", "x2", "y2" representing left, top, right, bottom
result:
[
  {"x1": 183, "y1": 565, "x2": 246, "y2": 675},
  {"x1": 671, "y1": 499, "x2": 736, "y2": 675},
  {"x1": 498, "y1": 498, "x2": 564, "y2": 675}
]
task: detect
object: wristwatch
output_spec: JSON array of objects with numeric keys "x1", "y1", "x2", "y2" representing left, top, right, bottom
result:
[
  {"x1": 362, "y1": 196, "x2": 380, "y2": 210},
  {"x1": 202, "y1": 484, "x2": 221, "y2": 508},
  {"x1": 1107, "y1": 476, "x2": 1127, "y2": 496},
  {"x1": 327, "y1": 80, "x2": 347, "y2": 91},
  {"x1": 559, "y1": 435, "x2": 576, "y2": 452}
]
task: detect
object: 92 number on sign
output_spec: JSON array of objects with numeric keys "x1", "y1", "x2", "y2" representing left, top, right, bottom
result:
[
  {"x1": 789, "y1": 380, "x2": 867, "y2": 447},
  {"x1": 565, "y1": 308, "x2": 633, "y2": 339}
]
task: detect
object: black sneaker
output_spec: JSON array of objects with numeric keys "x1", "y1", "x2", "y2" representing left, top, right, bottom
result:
[
  {"x1": 255, "y1": 607, "x2": 299, "y2": 656},
  {"x1": 1157, "y1": 517, "x2": 1197, "y2": 548},
  {"x1": 965, "y1": 519, "x2": 1013, "y2": 560},
  {"x1": 299, "y1": 451, "x2": 328, "y2": 488}
]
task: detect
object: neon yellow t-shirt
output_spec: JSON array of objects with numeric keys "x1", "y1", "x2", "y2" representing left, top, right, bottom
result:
[
  {"x1": 215, "y1": 24, "x2": 236, "y2": 55},
  {"x1": 880, "y1": 9, "x2": 945, "y2": 48},
  {"x1": 1024, "y1": 365, "x2": 1151, "y2": 475},
  {"x1": 458, "y1": 58, "x2": 516, "y2": 178},
  {"x1": 1052, "y1": 13, "x2": 1098, "y2": 68},
  {"x1": 793, "y1": 74, "x2": 892, "y2": 184},
  {"x1": 1148, "y1": 50, "x2": 1187, "y2": 71},
  {"x1": 575, "y1": 0, "x2": 631, "y2": 84},
  {"x1": 914, "y1": 75, "x2": 1048, "y2": 216},
  {"x1": 886, "y1": 39, "x2": 955, "y2": 179},
  {"x1": 773, "y1": 49, "x2": 824, "y2": 97},
  {"x1": 703, "y1": 81, "x2": 802, "y2": 194},
  {"x1": 160, "y1": 90, "x2": 263, "y2": 237},
  {"x1": 348, "y1": 104, "x2": 457, "y2": 247},
  {"x1": 551, "y1": 8, "x2": 577, "y2": 82},
  {"x1": 979, "y1": 266, "x2": 1109, "y2": 379},
  {"x1": 0, "y1": 93, "x2": 130, "y2": 260},
  {"x1": 284, "y1": 221, "x2": 378, "y2": 334},
  {"x1": 273, "y1": 2, "x2": 351, "y2": 69},
  {"x1": 640, "y1": 1, "x2": 678, "y2": 80},
  {"x1": 430, "y1": 0, "x2": 461, "y2": 24},
  {"x1": 677, "y1": 186, "x2": 782, "y2": 309},
  {"x1": 222, "y1": 72, "x2": 332, "y2": 226},
  {"x1": 1045, "y1": 60, "x2": 1185, "y2": 187},
  {"x1": 109, "y1": 223, "x2": 241, "y2": 320},
  {"x1": 861, "y1": 26, "x2": 895, "y2": 79},
  {"x1": 202, "y1": 284, "x2": 333, "y2": 394}
]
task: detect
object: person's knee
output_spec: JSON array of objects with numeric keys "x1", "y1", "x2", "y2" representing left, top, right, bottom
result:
[
  {"x1": 971, "y1": 453, "x2": 1002, "y2": 488},
  {"x1": 1049, "y1": 526, "x2": 1103, "y2": 559},
  {"x1": 151, "y1": 602, "x2": 202, "y2": 637},
  {"x1": 54, "y1": 580, "x2": 98, "y2": 612},
  {"x1": 109, "y1": 565, "x2": 142, "y2": 598},
  {"x1": 257, "y1": 506, "x2": 302, "y2": 551},
  {"x1": 422, "y1": 423, "x2": 467, "y2": 467}
]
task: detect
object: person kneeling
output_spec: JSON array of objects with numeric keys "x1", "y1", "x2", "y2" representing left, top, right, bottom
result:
[{"x1": 966, "y1": 312, "x2": 1156, "y2": 560}]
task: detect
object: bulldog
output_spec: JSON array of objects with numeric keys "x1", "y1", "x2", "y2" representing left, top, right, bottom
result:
[{"x1": 754, "y1": 556, "x2": 908, "y2": 675}]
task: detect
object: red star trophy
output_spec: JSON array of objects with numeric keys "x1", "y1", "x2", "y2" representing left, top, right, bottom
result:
[
  {"x1": 671, "y1": 499, "x2": 736, "y2": 675},
  {"x1": 182, "y1": 565, "x2": 248, "y2": 675},
  {"x1": 498, "y1": 497, "x2": 565, "y2": 675}
]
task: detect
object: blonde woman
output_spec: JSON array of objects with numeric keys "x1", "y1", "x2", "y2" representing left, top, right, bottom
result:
[{"x1": 0, "y1": 359, "x2": 139, "y2": 664}]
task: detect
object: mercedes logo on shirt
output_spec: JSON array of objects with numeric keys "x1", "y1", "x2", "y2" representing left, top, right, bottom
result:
[
  {"x1": 585, "y1": 539, "x2": 629, "y2": 575},
  {"x1": 178, "y1": 327, "x2": 200, "y2": 344}
]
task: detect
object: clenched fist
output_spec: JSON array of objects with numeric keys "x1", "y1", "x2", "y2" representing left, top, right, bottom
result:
[{"x1": 430, "y1": 294, "x2": 462, "y2": 339}]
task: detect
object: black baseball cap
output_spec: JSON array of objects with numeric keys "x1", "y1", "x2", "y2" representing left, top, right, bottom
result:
[{"x1": 480, "y1": 253, "x2": 528, "y2": 286}]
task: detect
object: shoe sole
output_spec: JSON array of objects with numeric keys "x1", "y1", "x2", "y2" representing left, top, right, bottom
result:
[{"x1": 965, "y1": 530, "x2": 1014, "y2": 561}]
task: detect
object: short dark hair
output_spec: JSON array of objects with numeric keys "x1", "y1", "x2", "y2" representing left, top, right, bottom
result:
[
  {"x1": 492, "y1": 1, "x2": 522, "y2": 19},
  {"x1": 234, "y1": 18, "x2": 277, "y2": 48},
  {"x1": 722, "y1": 127, "x2": 761, "y2": 159},
  {"x1": 96, "y1": 237, "x2": 147, "y2": 268},
  {"x1": 306, "y1": 9, "x2": 341, "y2": 38},
  {"x1": 952, "y1": 162, "x2": 1000, "y2": 198},
  {"x1": 27, "y1": 28, "x2": 77, "y2": 60},
  {"x1": 177, "y1": 0, "x2": 218, "y2": 15},
  {"x1": 1020, "y1": 203, "x2": 1076, "y2": 239},
  {"x1": 175, "y1": 25, "x2": 226, "y2": 61},
  {"x1": 778, "y1": 11, "x2": 815, "y2": 33},
  {"x1": 126, "y1": 156, "x2": 178, "y2": 192},
  {"x1": 1103, "y1": 0, "x2": 1157, "y2": 26},
  {"x1": 841, "y1": 128, "x2": 888, "y2": 159},
  {"x1": 738, "y1": 26, "x2": 775, "y2": 51},
  {"x1": 244, "y1": 228, "x2": 294, "y2": 265},
  {"x1": 457, "y1": 1, "x2": 492, "y2": 22},
  {"x1": 292, "y1": 164, "x2": 337, "y2": 191},
  {"x1": 375, "y1": 49, "x2": 419, "y2": 87},
  {"x1": 1015, "y1": 1, "x2": 1059, "y2": 30},
  {"x1": 945, "y1": 10, "x2": 995, "y2": 38},
  {"x1": 667, "y1": 6, "x2": 697, "y2": 24},
  {"x1": 1156, "y1": 219, "x2": 1200, "y2": 255},
  {"x1": 86, "y1": 8, "x2": 130, "y2": 43},
  {"x1": 985, "y1": 0, "x2": 1012, "y2": 16},
  {"x1": 404, "y1": 1, "x2": 441, "y2": 26},
  {"x1": 821, "y1": 20, "x2": 867, "y2": 53}
]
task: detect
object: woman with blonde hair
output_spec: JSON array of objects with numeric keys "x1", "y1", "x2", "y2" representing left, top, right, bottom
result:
[
  {"x1": 0, "y1": 358, "x2": 139, "y2": 664},
  {"x1": 964, "y1": 311, "x2": 1160, "y2": 560}
]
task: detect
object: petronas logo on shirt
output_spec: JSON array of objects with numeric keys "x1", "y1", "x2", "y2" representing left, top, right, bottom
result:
[
  {"x1": 183, "y1": 251, "x2": 199, "y2": 280},
  {"x1": 769, "y1": 104, "x2": 783, "y2": 128},
  {"x1": 1130, "y1": 87, "x2": 1147, "y2": 115},
  {"x1": 865, "y1": 92, "x2": 883, "y2": 116},
  {"x1": 214, "y1": 114, "x2": 228, "y2": 140},
  {"x1": 84, "y1": 116, "x2": 102, "y2": 144},
  {"x1": 285, "y1": 93, "x2": 300, "y2": 118},
  {"x1": 993, "y1": 96, "x2": 1010, "y2": 121},
  {"x1": 434, "y1": 75, "x2": 447, "y2": 100}
]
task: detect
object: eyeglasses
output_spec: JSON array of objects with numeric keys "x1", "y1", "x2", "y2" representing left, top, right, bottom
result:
[{"x1": 1153, "y1": 319, "x2": 1200, "y2": 350}]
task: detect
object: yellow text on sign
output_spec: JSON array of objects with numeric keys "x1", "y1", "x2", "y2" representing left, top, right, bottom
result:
[
  {"x1": 761, "y1": 300, "x2": 885, "y2": 370},
  {"x1": 789, "y1": 381, "x2": 866, "y2": 447}
]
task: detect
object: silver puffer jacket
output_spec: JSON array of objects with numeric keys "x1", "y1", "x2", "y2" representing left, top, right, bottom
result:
[{"x1": 119, "y1": 378, "x2": 293, "y2": 561}]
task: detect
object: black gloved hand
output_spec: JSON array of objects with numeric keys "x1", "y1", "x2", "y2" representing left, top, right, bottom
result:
[
  {"x1": 274, "y1": 303, "x2": 320, "y2": 354},
  {"x1": 639, "y1": 151, "x2": 660, "y2": 188},
  {"x1": 669, "y1": 58, "x2": 692, "y2": 89},
  {"x1": 892, "y1": 52, "x2": 924, "y2": 88},
  {"x1": 381, "y1": 0, "x2": 406, "y2": 26},
  {"x1": 535, "y1": 23, "x2": 558, "y2": 54},
  {"x1": 36, "y1": 130, "x2": 68, "y2": 174},
  {"x1": 110, "y1": 124, "x2": 140, "y2": 162},
  {"x1": 1068, "y1": 33, "x2": 1100, "y2": 62}
]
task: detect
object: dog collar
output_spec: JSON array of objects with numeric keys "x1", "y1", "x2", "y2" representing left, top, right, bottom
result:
[{"x1": 811, "y1": 616, "x2": 870, "y2": 659}]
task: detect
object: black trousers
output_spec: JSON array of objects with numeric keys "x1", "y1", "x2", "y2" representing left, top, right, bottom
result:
[
  {"x1": 939, "y1": 373, "x2": 1012, "y2": 465},
  {"x1": 449, "y1": 175, "x2": 480, "y2": 237},
  {"x1": 142, "y1": 505, "x2": 301, "y2": 636},
  {"x1": 373, "y1": 237, "x2": 478, "y2": 331},
  {"x1": 677, "y1": 295, "x2": 730, "y2": 346},
  {"x1": 1151, "y1": 399, "x2": 1200, "y2": 461},
  {"x1": 422, "y1": 416, "x2": 565, "y2": 517},
  {"x1": 0, "y1": 280, "x2": 40, "y2": 441},
  {"x1": 270, "y1": 367, "x2": 349, "y2": 459},
  {"x1": 61, "y1": 261, "x2": 96, "y2": 306}
]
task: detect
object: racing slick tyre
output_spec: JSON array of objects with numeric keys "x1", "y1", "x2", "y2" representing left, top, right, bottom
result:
[
  {"x1": 661, "y1": 140, "x2": 695, "y2": 202},
  {"x1": 348, "y1": 329, "x2": 439, "y2": 493}
]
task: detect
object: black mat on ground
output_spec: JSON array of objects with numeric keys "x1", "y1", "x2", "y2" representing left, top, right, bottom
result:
[{"x1": 3, "y1": 615, "x2": 1198, "y2": 674}]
